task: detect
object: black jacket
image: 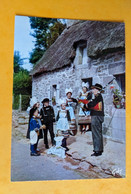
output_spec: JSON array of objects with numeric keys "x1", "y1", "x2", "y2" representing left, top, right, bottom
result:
[
  {"x1": 87, "y1": 93, "x2": 104, "y2": 116},
  {"x1": 40, "y1": 105, "x2": 55, "y2": 124}
]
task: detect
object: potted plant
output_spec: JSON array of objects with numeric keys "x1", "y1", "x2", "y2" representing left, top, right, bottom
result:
[
  {"x1": 113, "y1": 89, "x2": 122, "y2": 108},
  {"x1": 52, "y1": 96, "x2": 56, "y2": 106}
]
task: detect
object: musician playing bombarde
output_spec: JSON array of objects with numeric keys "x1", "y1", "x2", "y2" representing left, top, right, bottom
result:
[{"x1": 85, "y1": 83, "x2": 105, "y2": 157}]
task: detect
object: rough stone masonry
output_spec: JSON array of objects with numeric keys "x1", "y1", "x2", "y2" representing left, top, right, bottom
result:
[{"x1": 31, "y1": 20, "x2": 125, "y2": 143}]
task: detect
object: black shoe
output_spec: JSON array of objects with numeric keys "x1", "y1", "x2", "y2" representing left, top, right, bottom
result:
[
  {"x1": 61, "y1": 145, "x2": 68, "y2": 151},
  {"x1": 30, "y1": 152, "x2": 40, "y2": 156},
  {"x1": 91, "y1": 152, "x2": 102, "y2": 157},
  {"x1": 45, "y1": 144, "x2": 49, "y2": 149},
  {"x1": 65, "y1": 147, "x2": 69, "y2": 152},
  {"x1": 52, "y1": 141, "x2": 56, "y2": 146}
]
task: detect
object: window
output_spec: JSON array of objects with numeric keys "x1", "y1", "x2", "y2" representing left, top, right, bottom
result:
[
  {"x1": 73, "y1": 40, "x2": 87, "y2": 65},
  {"x1": 79, "y1": 47, "x2": 83, "y2": 64},
  {"x1": 52, "y1": 85, "x2": 57, "y2": 98},
  {"x1": 82, "y1": 78, "x2": 92, "y2": 89},
  {"x1": 51, "y1": 85, "x2": 60, "y2": 105},
  {"x1": 114, "y1": 73, "x2": 125, "y2": 93},
  {"x1": 79, "y1": 46, "x2": 87, "y2": 64}
]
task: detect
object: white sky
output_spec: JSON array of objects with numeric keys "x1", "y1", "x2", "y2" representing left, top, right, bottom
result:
[{"x1": 14, "y1": 15, "x2": 35, "y2": 71}]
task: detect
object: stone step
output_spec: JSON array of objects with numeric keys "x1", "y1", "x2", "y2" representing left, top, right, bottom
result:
[{"x1": 18, "y1": 118, "x2": 29, "y2": 125}]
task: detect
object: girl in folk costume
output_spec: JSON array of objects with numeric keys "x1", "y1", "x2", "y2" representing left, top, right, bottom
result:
[
  {"x1": 56, "y1": 99, "x2": 71, "y2": 152},
  {"x1": 65, "y1": 88, "x2": 78, "y2": 113},
  {"x1": 29, "y1": 108, "x2": 45, "y2": 156},
  {"x1": 78, "y1": 82, "x2": 91, "y2": 132},
  {"x1": 65, "y1": 88, "x2": 77, "y2": 120},
  {"x1": 65, "y1": 88, "x2": 78, "y2": 135},
  {"x1": 26, "y1": 97, "x2": 43, "y2": 152}
]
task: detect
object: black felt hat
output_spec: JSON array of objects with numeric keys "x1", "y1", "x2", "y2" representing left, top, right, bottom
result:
[
  {"x1": 91, "y1": 83, "x2": 103, "y2": 91},
  {"x1": 41, "y1": 98, "x2": 49, "y2": 103}
]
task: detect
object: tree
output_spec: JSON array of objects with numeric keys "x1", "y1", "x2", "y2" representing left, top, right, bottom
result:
[
  {"x1": 13, "y1": 71, "x2": 32, "y2": 95},
  {"x1": 29, "y1": 17, "x2": 57, "y2": 65},
  {"x1": 46, "y1": 21, "x2": 66, "y2": 48},
  {"x1": 29, "y1": 17, "x2": 66, "y2": 65},
  {"x1": 13, "y1": 51, "x2": 32, "y2": 95},
  {"x1": 14, "y1": 51, "x2": 23, "y2": 73}
]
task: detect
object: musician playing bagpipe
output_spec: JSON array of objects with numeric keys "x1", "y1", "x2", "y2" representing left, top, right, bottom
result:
[{"x1": 83, "y1": 83, "x2": 105, "y2": 157}]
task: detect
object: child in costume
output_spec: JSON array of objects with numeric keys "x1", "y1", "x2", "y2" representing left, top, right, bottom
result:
[
  {"x1": 65, "y1": 88, "x2": 78, "y2": 113},
  {"x1": 65, "y1": 88, "x2": 78, "y2": 135},
  {"x1": 78, "y1": 82, "x2": 91, "y2": 132},
  {"x1": 40, "y1": 98, "x2": 55, "y2": 149},
  {"x1": 56, "y1": 99, "x2": 71, "y2": 152},
  {"x1": 26, "y1": 97, "x2": 43, "y2": 152},
  {"x1": 65, "y1": 88, "x2": 76, "y2": 120},
  {"x1": 29, "y1": 108, "x2": 45, "y2": 156}
]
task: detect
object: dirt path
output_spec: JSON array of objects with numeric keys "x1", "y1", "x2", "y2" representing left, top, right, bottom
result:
[
  {"x1": 11, "y1": 110, "x2": 125, "y2": 181},
  {"x1": 11, "y1": 138, "x2": 84, "y2": 181}
]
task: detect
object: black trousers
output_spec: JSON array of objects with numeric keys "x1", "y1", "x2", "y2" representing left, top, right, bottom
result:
[
  {"x1": 43, "y1": 122, "x2": 55, "y2": 145},
  {"x1": 91, "y1": 116, "x2": 104, "y2": 152}
]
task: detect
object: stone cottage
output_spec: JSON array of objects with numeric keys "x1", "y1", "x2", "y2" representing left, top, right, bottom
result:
[{"x1": 30, "y1": 20, "x2": 125, "y2": 142}]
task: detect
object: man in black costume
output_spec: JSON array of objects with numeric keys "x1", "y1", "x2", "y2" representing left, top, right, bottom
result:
[
  {"x1": 86, "y1": 83, "x2": 104, "y2": 157},
  {"x1": 40, "y1": 98, "x2": 55, "y2": 149}
]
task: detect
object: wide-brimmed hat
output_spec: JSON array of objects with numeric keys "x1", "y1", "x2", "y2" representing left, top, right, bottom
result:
[
  {"x1": 41, "y1": 98, "x2": 49, "y2": 103},
  {"x1": 91, "y1": 83, "x2": 104, "y2": 91}
]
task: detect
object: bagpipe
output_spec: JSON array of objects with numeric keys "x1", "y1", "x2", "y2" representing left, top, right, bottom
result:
[
  {"x1": 78, "y1": 77, "x2": 116, "y2": 111},
  {"x1": 78, "y1": 99, "x2": 102, "y2": 111}
]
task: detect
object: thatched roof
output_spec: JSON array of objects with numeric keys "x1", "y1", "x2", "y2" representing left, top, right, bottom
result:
[{"x1": 30, "y1": 20, "x2": 125, "y2": 76}]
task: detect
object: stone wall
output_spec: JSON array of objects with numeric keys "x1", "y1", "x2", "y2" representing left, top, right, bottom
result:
[
  {"x1": 32, "y1": 50, "x2": 125, "y2": 142},
  {"x1": 32, "y1": 63, "x2": 76, "y2": 103}
]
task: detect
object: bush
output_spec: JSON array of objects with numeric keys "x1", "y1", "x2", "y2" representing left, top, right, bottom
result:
[
  {"x1": 13, "y1": 95, "x2": 20, "y2": 110},
  {"x1": 13, "y1": 71, "x2": 32, "y2": 95},
  {"x1": 13, "y1": 95, "x2": 31, "y2": 111},
  {"x1": 21, "y1": 95, "x2": 30, "y2": 111}
]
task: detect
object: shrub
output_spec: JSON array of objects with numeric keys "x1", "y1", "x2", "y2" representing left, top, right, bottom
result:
[{"x1": 13, "y1": 95, "x2": 20, "y2": 110}]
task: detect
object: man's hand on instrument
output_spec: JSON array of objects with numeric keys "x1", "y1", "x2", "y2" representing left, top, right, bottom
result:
[{"x1": 85, "y1": 104, "x2": 88, "y2": 108}]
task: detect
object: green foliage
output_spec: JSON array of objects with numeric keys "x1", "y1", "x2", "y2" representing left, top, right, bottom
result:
[
  {"x1": 46, "y1": 22, "x2": 66, "y2": 48},
  {"x1": 13, "y1": 50, "x2": 32, "y2": 110},
  {"x1": 29, "y1": 48, "x2": 44, "y2": 65},
  {"x1": 13, "y1": 50, "x2": 32, "y2": 97},
  {"x1": 21, "y1": 95, "x2": 30, "y2": 110},
  {"x1": 13, "y1": 71, "x2": 32, "y2": 95},
  {"x1": 113, "y1": 89, "x2": 122, "y2": 100},
  {"x1": 14, "y1": 51, "x2": 23, "y2": 73},
  {"x1": 13, "y1": 95, "x2": 30, "y2": 110},
  {"x1": 13, "y1": 95, "x2": 20, "y2": 110},
  {"x1": 29, "y1": 17, "x2": 66, "y2": 65},
  {"x1": 29, "y1": 17, "x2": 57, "y2": 49}
]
